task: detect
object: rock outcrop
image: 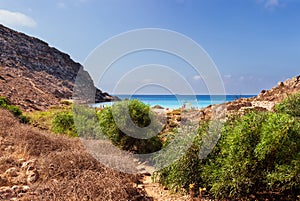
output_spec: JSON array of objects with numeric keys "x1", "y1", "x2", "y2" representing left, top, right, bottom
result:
[
  {"x1": 0, "y1": 24, "x2": 115, "y2": 111},
  {"x1": 200, "y1": 75, "x2": 300, "y2": 120},
  {"x1": 254, "y1": 76, "x2": 300, "y2": 103}
]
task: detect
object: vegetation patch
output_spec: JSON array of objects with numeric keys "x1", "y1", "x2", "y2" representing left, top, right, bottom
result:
[
  {"x1": 0, "y1": 96, "x2": 29, "y2": 123},
  {"x1": 97, "y1": 99, "x2": 163, "y2": 154},
  {"x1": 26, "y1": 105, "x2": 75, "y2": 136},
  {"x1": 27, "y1": 100, "x2": 164, "y2": 153},
  {"x1": 51, "y1": 111, "x2": 77, "y2": 137},
  {"x1": 0, "y1": 108, "x2": 149, "y2": 200},
  {"x1": 155, "y1": 93, "x2": 300, "y2": 200}
]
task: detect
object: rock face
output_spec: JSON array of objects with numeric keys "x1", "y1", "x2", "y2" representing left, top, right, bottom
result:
[
  {"x1": 0, "y1": 24, "x2": 115, "y2": 111},
  {"x1": 254, "y1": 76, "x2": 300, "y2": 102}
]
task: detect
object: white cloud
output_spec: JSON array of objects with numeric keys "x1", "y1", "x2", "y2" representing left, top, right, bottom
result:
[
  {"x1": 224, "y1": 74, "x2": 232, "y2": 79},
  {"x1": 193, "y1": 75, "x2": 202, "y2": 81},
  {"x1": 0, "y1": 9, "x2": 37, "y2": 28}
]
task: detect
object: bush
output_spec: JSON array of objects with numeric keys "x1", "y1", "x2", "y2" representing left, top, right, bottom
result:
[
  {"x1": 27, "y1": 106, "x2": 70, "y2": 130},
  {"x1": 97, "y1": 100, "x2": 163, "y2": 154},
  {"x1": 205, "y1": 112, "x2": 268, "y2": 198},
  {"x1": 156, "y1": 121, "x2": 209, "y2": 193},
  {"x1": 51, "y1": 111, "x2": 77, "y2": 137},
  {"x1": 0, "y1": 96, "x2": 29, "y2": 123},
  {"x1": 275, "y1": 92, "x2": 300, "y2": 117},
  {"x1": 0, "y1": 96, "x2": 8, "y2": 106},
  {"x1": 73, "y1": 105, "x2": 103, "y2": 139},
  {"x1": 28, "y1": 104, "x2": 101, "y2": 138},
  {"x1": 259, "y1": 113, "x2": 300, "y2": 193},
  {"x1": 156, "y1": 95, "x2": 300, "y2": 200}
]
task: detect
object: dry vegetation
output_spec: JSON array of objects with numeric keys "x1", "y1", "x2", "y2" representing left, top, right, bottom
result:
[{"x1": 0, "y1": 108, "x2": 152, "y2": 200}]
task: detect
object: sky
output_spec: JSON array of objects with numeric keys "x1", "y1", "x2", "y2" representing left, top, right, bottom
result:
[{"x1": 0, "y1": 0, "x2": 299, "y2": 95}]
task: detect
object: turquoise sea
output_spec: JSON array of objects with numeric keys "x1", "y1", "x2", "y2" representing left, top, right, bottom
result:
[{"x1": 93, "y1": 94, "x2": 255, "y2": 109}]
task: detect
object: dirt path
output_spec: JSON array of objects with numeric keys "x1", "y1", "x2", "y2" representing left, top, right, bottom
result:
[
  {"x1": 141, "y1": 174, "x2": 190, "y2": 201},
  {"x1": 80, "y1": 139, "x2": 210, "y2": 200}
]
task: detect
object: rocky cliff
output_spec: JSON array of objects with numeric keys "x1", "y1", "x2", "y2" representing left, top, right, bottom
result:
[{"x1": 0, "y1": 24, "x2": 114, "y2": 111}]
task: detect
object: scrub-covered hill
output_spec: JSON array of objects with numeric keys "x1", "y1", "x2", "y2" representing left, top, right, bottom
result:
[{"x1": 0, "y1": 108, "x2": 150, "y2": 200}]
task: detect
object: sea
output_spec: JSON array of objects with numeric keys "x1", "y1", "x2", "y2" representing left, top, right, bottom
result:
[{"x1": 93, "y1": 94, "x2": 256, "y2": 109}]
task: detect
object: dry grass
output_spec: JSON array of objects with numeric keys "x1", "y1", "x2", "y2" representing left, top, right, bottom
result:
[{"x1": 0, "y1": 108, "x2": 152, "y2": 200}]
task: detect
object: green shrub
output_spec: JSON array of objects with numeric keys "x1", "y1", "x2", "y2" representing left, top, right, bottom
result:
[
  {"x1": 266, "y1": 153, "x2": 300, "y2": 192},
  {"x1": 205, "y1": 112, "x2": 268, "y2": 198},
  {"x1": 275, "y1": 92, "x2": 300, "y2": 117},
  {"x1": 27, "y1": 107, "x2": 69, "y2": 130},
  {"x1": 51, "y1": 111, "x2": 77, "y2": 137},
  {"x1": 0, "y1": 96, "x2": 29, "y2": 123},
  {"x1": 6, "y1": 105, "x2": 22, "y2": 116},
  {"x1": 73, "y1": 105, "x2": 103, "y2": 139},
  {"x1": 156, "y1": 104, "x2": 300, "y2": 199},
  {"x1": 97, "y1": 100, "x2": 163, "y2": 154},
  {"x1": 156, "y1": 121, "x2": 209, "y2": 193},
  {"x1": 28, "y1": 104, "x2": 101, "y2": 138},
  {"x1": 0, "y1": 96, "x2": 9, "y2": 106},
  {"x1": 258, "y1": 113, "x2": 300, "y2": 192}
]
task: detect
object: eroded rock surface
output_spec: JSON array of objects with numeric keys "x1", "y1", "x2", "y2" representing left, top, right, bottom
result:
[{"x1": 0, "y1": 24, "x2": 115, "y2": 111}]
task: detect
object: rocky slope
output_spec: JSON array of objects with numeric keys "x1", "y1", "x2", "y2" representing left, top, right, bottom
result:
[
  {"x1": 0, "y1": 24, "x2": 114, "y2": 111},
  {"x1": 200, "y1": 75, "x2": 300, "y2": 120}
]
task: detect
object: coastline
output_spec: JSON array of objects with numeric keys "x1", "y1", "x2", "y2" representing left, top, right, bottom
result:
[{"x1": 92, "y1": 94, "x2": 256, "y2": 110}]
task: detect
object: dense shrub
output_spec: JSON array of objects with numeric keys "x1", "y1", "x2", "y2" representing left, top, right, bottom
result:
[
  {"x1": 156, "y1": 121, "x2": 209, "y2": 192},
  {"x1": 0, "y1": 96, "x2": 29, "y2": 123},
  {"x1": 155, "y1": 94, "x2": 300, "y2": 200},
  {"x1": 275, "y1": 92, "x2": 300, "y2": 117},
  {"x1": 204, "y1": 112, "x2": 268, "y2": 198},
  {"x1": 258, "y1": 113, "x2": 300, "y2": 193},
  {"x1": 97, "y1": 100, "x2": 163, "y2": 154},
  {"x1": 51, "y1": 111, "x2": 77, "y2": 137},
  {"x1": 31, "y1": 99, "x2": 164, "y2": 149},
  {"x1": 73, "y1": 105, "x2": 104, "y2": 139}
]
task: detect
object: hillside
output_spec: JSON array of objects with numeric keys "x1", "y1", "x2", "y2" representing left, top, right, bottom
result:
[
  {"x1": 0, "y1": 24, "x2": 114, "y2": 111},
  {"x1": 199, "y1": 75, "x2": 300, "y2": 120},
  {"x1": 0, "y1": 108, "x2": 151, "y2": 200},
  {"x1": 229, "y1": 75, "x2": 300, "y2": 111}
]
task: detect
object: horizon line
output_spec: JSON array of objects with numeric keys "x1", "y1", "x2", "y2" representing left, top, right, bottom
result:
[{"x1": 112, "y1": 94, "x2": 257, "y2": 96}]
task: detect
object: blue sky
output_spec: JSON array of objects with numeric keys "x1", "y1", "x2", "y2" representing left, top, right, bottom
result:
[{"x1": 0, "y1": 0, "x2": 299, "y2": 94}]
